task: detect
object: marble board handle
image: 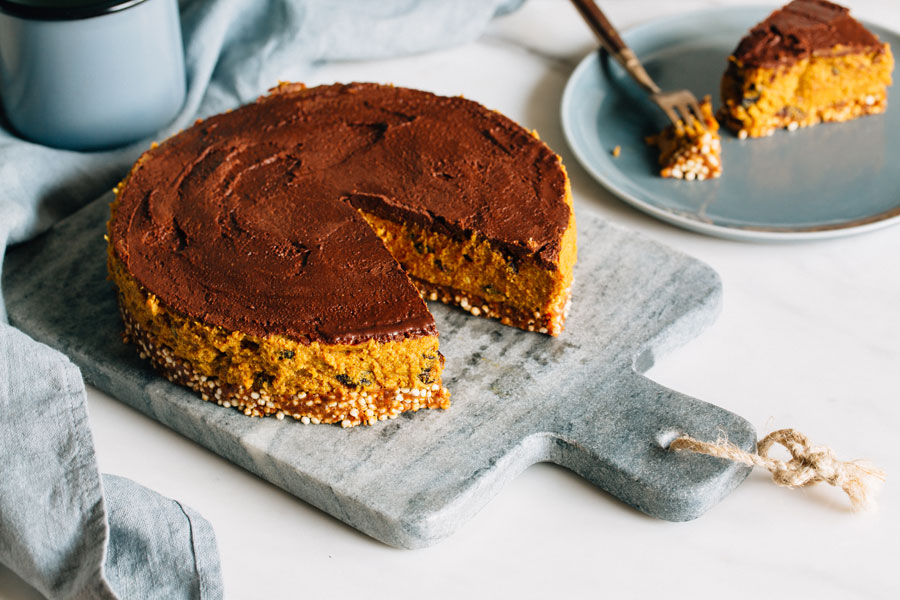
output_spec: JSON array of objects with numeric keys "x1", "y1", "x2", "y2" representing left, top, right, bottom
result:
[{"x1": 547, "y1": 374, "x2": 757, "y2": 521}]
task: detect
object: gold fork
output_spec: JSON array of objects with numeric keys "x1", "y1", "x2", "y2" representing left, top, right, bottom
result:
[{"x1": 570, "y1": 0, "x2": 706, "y2": 128}]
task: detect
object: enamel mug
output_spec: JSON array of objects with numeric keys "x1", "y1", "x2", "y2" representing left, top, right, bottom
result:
[{"x1": 0, "y1": 0, "x2": 186, "y2": 150}]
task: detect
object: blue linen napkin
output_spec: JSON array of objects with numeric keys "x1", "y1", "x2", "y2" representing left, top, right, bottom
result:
[{"x1": 0, "y1": 0, "x2": 521, "y2": 597}]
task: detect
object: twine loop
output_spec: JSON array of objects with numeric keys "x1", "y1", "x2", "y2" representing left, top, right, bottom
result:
[{"x1": 669, "y1": 428, "x2": 885, "y2": 511}]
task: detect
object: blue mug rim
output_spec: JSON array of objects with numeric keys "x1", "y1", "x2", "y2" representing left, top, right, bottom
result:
[{"x1": 0, "y1": 0, "x2": 148, "y2": 21}]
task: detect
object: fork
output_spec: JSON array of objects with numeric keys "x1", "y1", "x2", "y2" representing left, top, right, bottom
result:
[{"x1": 570, "y1": 0, "x2": 706, "y2": 129}]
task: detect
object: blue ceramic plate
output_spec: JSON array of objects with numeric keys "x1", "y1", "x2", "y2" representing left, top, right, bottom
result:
[{"x1": 561, "y1": 6, "x2": 900, "y2": 241}]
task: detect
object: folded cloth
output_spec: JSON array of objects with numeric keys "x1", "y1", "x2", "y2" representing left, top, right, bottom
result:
[{"x1": 0, "y1": 0, "x2": 522, "y2": 597}]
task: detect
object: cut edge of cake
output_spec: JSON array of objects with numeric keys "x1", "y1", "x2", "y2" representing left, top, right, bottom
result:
[{"x1": 355, "y1": 155, "x2": 576, "y2": 337}]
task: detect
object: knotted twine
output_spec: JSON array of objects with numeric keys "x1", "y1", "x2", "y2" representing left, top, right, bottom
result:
[{"x1": 669, "y1": 428, "x2": 885, "y2": 511}]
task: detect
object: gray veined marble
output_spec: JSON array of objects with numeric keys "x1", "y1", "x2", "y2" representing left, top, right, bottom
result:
[{"x1": 4, "y1": 195, "x2": 756, "y2": 549}]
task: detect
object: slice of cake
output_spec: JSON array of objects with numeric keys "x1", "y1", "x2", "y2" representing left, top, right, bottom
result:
[
  {"x1": 721, "y1": 0, "x2": 894, "y2": 138},
  {"x1": 646, "y1": 96, "x2": 722, "y2": 181},
  {"x1": 107, "y1": 82, "x2": 576, "y2": 426}
]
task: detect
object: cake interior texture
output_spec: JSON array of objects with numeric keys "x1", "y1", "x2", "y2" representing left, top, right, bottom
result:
[
  {"x1": 107, "y1": 82, "x2": 576, "y2": 427},
  {"x1": 646, "y1": 96, "x2": 722, "y2": 181},
  {"x1": 720, "y1": 0, "x2": 894, "y2": 138},
  {"x1": 359, "y1": 207, "x2": 575, "y2": 336}
]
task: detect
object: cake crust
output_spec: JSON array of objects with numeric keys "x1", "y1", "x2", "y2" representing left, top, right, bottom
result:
[{"x1": 119, "y1": 305, "x2": 449, "y2": 427}]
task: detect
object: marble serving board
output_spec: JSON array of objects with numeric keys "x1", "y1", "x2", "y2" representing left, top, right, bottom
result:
[{"x1": 4, "y1": 195, "x2": 756, "y2": 548}]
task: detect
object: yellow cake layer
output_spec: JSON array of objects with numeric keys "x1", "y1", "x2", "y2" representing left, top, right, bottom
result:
[
  {"x1": 109, "y1": 248, "x2": 444, "y2": 399},
  {"x1": 721, "y1": 44, "x2": 894, "y2": 138}
]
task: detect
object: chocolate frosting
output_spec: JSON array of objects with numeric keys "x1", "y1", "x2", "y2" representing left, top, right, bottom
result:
[
  {"x1": 110, "y1": 83, "x2": 571, "y2": 345},
  {"x1": 733, "y1": 0, "x2": 883, "y2": 69}
]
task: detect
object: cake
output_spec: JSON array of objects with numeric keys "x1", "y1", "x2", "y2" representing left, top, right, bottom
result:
[
  {"x1": 720, "y1": 0, "x2": 894, "y2": 138},
  {"x1": 107, "y1": 82, "x2": 576, "y2": 427},
  {"x1": 646, "y1": 96, "x2": 722, "y2": 181}
]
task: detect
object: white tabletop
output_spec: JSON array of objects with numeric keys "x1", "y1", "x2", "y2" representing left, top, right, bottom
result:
[{"x1": 2, "y1": 1, "x2": 899, "y2": 598}]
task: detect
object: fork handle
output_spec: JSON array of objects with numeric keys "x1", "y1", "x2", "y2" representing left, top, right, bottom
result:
[{"x1": 570, "y1": 0, "x2": 661, "y2": 95}]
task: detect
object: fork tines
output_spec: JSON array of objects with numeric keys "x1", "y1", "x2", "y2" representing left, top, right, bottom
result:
[{"x1": 651, "y1": 90, "x2": 706, "y2": 129}]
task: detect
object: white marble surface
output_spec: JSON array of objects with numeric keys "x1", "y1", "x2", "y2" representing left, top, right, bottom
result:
[{"x1": 2, "y1": 0, "x2": 899, "y2": 598}]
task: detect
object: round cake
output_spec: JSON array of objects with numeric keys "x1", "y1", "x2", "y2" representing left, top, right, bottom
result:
[{"x1": 107, "y1": 82, "x2": 577, "y2": 426}]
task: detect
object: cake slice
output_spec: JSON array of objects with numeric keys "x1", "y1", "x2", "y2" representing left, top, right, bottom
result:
[
  {"x1": 720, "y1": 0, "x2": 894, "y2": 138},
  {"x1": 107, "y1": 83, "x2": 575, "y2": 426},
  {"x1": 646, "y1": 96, "x2": 722, "y2": 181}
]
